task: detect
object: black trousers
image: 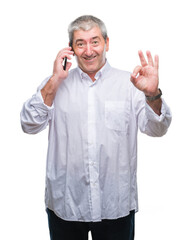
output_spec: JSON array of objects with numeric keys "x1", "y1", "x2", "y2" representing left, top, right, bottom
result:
[{"x1": 46, "y1": 208, "x2": 135, "y2": 240}]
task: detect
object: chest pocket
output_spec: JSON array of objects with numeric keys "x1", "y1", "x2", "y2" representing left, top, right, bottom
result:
[{"x1": 105, "y1": 101, "x2": 130, "y2": 132}]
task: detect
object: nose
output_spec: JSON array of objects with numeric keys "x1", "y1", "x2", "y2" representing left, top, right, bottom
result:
[{"x1": 85, "y1": 43, "x2": 93, "y2": 56}]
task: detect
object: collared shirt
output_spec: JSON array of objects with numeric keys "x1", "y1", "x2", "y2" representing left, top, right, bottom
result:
[{"x1": 20, "y1": 61, "x2": 172, "y2": 222}]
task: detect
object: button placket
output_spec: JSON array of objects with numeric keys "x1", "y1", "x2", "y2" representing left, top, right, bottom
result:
[{"x1": 87, "y1": 85, "x2": 101, "y2": 221}]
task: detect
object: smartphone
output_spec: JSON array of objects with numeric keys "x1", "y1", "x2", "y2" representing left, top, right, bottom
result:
[{"x1": 63, "y1": 41, "x2": 73, "y2": 71}]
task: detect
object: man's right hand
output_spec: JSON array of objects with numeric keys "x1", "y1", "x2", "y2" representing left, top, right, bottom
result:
[
  {"x1": 53, "y1": 47, "x2": 74, "y2": 82},
  {"x1": 41, "y1": 47, "x2": 74, "y2": 107}
]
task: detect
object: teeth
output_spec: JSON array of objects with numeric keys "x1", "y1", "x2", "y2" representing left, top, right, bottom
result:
[{"x1": 84, "y1": 56, "x2": 96, "y2": 60}]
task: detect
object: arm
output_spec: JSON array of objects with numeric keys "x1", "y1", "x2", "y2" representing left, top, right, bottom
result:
[
  {"x1": 132, "y1": 87, "x2": 171, "y2": 137},
  {"x1": 131, "y1": 51, "x2": 162, "y2": 115},
  {"x1": 21, "y1": 47, "x2": 73, "y2": 134},
  {"x1": 41, "y1": 47, "x2": 73, "y2": 106},
  {"x1": 20, "y1": 89, "x2": 53, "y2": 134},
  {"x1": 131, "y1": 51, "x2": 171, "y2": 136},
  {"x1": 141, "y1": 97, "x2": 171, "y2": 137},
  {"x1": 146, "y1": 89, "x2": 162, "y2": 116}
]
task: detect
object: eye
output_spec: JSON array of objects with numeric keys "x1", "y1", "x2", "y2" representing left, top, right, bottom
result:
[
  {"x1": 92, "y1": 40, "x2": 99, "y2": 46},
  {"x1": 77, "y1": 43, "x2": 83, "y2": 47},
  {"x1": 77, "y1": 42, "x2": 85, "y2": 48}
]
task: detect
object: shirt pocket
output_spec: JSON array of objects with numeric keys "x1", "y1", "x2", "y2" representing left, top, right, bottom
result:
[{"x1": 105, "y1": 101, "x2": 130, "y2": 132}]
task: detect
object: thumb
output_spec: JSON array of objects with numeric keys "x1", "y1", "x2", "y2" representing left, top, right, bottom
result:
[
  {"x1": 132, "y1": 65, "x2": 142, "y2": 77},
  {"x1": 65, "y1": 62, "x2": 72, "y2": 72},
  {"x1": 130, "y1": 65, "x2": 142, "y2": 83}
]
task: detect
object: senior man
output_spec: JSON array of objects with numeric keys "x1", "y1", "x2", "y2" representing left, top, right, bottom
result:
[{"x1": 21, "y1": 15, "x2": 171, "y2": 240}]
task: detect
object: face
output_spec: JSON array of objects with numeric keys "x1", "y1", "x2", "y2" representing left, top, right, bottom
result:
[{"x1": 72, "y1": 26, "x2": 109, "y2": 80}]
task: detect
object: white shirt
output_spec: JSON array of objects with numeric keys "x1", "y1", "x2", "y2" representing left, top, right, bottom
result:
[{"x1": 20, "y1": 61, "x2": 172, "y2": 222}]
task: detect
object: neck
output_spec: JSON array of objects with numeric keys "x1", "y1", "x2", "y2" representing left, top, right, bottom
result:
[
  {"x1": 88, "y1": 72, "x2": 96, "y2": 82},
  {"x1": 87, "y1": 60, "x2": 107, "y2": 82}
]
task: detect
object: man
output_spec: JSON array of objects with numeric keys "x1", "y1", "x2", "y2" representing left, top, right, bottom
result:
[{"x1": 21, "y1": 15, "x2": 172, "y2": 240}]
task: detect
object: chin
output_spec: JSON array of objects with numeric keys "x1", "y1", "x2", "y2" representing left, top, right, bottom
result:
[{"x1": 82, "y1": 65, "x2": 98, "y2": 73}]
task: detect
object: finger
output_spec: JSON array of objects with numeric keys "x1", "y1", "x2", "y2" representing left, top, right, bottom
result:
[
  {"x1": 62, "y1": 54, "x2": 72, "y2": 66},
  {"x1": 65, "y1": 61, "x2": 72, "y2": 72},
  {"x1": 130, "y1": 65, "x2": 142, "y2": 83},
  {"x1": 55, "y1": 54, "x2": 72, "y2": 69},
  {"x1": 56, "y1": 48, "x2": 70, "y2": 57},
  {"x1": 154, "y1": 54, "x2": 159, "y2": 70},
  {"x1": 58, "y1": 51, "x2": 74, "y2": 59},
  {"x1": 132, "y1": 65, "x2": 142, "y2": 76},
  {"x1": 57, "y1": 53, "x2": 73, "y2": 65},
  {"x1": 138, "y1": 50, "x2": 147, "y2": 67},
  {"x1": 146, "y1": 51, "x2": 154, "y2": 66},
  {"x1": 57, "y1": 48, "x2": 73, "y2": 58}
]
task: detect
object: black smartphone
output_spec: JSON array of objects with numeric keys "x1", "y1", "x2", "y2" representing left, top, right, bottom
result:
[{"x1": 63, "y1": 41, "x2": 73, "y2": 71}]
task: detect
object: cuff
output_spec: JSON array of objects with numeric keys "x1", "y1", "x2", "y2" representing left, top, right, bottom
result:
[
  {"x1": 145, "y1": 98, "x2": 170, "y2": 122},
  {"x1": 36, "y1": 90, "x2": 54, "y2": 110}
]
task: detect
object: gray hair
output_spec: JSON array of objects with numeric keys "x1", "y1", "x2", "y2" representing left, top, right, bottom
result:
[{"x1": 68, "y1": 15, "x2": 108, "y2": 44}]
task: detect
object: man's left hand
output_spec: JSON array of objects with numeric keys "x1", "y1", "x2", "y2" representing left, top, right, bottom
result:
[{"x1": 130, "y1": 50, "x2": 159, "y2": 97}]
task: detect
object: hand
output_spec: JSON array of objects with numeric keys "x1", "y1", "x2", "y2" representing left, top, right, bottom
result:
[
  {"x1": 130, "y1": 50, "x2": 159, "y2": 96},
  {"x1": 53, "y1": 47, "x2": 74, "y2": 82}
]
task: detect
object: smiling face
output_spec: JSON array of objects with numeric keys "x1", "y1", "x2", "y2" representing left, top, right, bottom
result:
[{"x1": 72, "y1": 26, "x2": 109, "y2": 81}]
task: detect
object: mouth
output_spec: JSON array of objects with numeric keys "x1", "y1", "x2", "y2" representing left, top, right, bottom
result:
[{"x1": 83, "y1": 55, "x2": 97, "y2": 62}]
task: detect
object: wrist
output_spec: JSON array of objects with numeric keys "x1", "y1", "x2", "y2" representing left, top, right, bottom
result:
[
  {"x1": 51, "y1": 73, "x2": 62, "y2": 83},
  {"x1": 42, "y1": 75, "x2": 59, "y2": 95},
  {"x1": 145, "y1": 88, "x2": 162, "y2": 102}
]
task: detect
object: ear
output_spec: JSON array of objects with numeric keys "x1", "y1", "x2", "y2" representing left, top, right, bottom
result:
[{"x1": 105, "y1": 37, "x2": 109, "y2": 52}]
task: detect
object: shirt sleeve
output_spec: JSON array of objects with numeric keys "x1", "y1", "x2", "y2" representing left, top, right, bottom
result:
[
  {"x1": 133, "y1": 88, "x2": 172, "y2": 137},
  {"x1": 142, "y1": 98, "x2": 172, "y2": 136},
  {"x1": 20, "y1": 77, "x2": 54, "y2": 134}
]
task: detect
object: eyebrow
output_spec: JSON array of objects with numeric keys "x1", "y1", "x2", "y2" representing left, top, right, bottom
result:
[
  {"x1": 75, "y1": 36, "x2": 101, "y2": 43},
  {"x1": 92, "y1": 36, "x2": 100, "y2": 40}
]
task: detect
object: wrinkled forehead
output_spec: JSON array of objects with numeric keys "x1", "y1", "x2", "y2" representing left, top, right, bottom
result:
[{"x1": 73, "y1": 26, "x2": 104, "y2": 43}]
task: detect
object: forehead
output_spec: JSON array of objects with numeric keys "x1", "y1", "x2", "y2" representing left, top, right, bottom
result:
[{"x1": 73, "y1": 26, "x2": 104, "y2": 42}]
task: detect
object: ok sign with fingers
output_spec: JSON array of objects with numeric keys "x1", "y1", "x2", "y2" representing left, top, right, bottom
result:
[{"x1": 131, "y1": 50, "x2": 159, "y2": 97}]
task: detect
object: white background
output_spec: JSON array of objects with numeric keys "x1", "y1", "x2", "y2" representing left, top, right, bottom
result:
[{"x1": 0, "y1": 0, "x2": 191, "y2": 239}]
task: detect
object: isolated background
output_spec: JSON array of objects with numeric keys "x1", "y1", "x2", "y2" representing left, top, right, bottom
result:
[{"x1": 1, "y1": 0, "x2": 191, "y2": 239}]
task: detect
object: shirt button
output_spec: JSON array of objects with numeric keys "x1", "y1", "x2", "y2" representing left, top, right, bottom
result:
[{"x1": 91, "y1": 181, "x2": 96, "y2": 186}]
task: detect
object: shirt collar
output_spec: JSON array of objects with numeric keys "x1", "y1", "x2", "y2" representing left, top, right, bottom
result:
[{"x1": 77, "y1": 60, "x2": 111, "y2": 82}]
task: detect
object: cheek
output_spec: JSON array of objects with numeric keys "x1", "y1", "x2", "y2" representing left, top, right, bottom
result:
[
  {"x1": 101, "y1": 48, "x2": 107, "y2": 58},
  {"x1": 74, "y1": 48, "x2": 83, "y2": 57}
]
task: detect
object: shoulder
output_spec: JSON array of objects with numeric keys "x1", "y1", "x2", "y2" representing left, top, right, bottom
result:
[
  {"x1": 107, "y1": 65, "x2": 143, "y2": 97},
  {"x1": 111, "y1": 67, "x2": 131, "y2": 78},
  {"x1": 106, "y1": 63, "x2": 131, "y2": 79},
  {"x1": 60, "y1": 67, "x2": 80, "y2": 85},
  {"x1": 66, "y1": 67, "x2": 79, "y2": 79},
  {"x1": 106, "y1": 65, "x2": 133, "y2": 87}
]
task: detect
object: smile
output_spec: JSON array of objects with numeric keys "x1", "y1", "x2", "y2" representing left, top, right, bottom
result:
[{"x1": 83, "y1": 55, "x2": 97, "y2": 61}]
